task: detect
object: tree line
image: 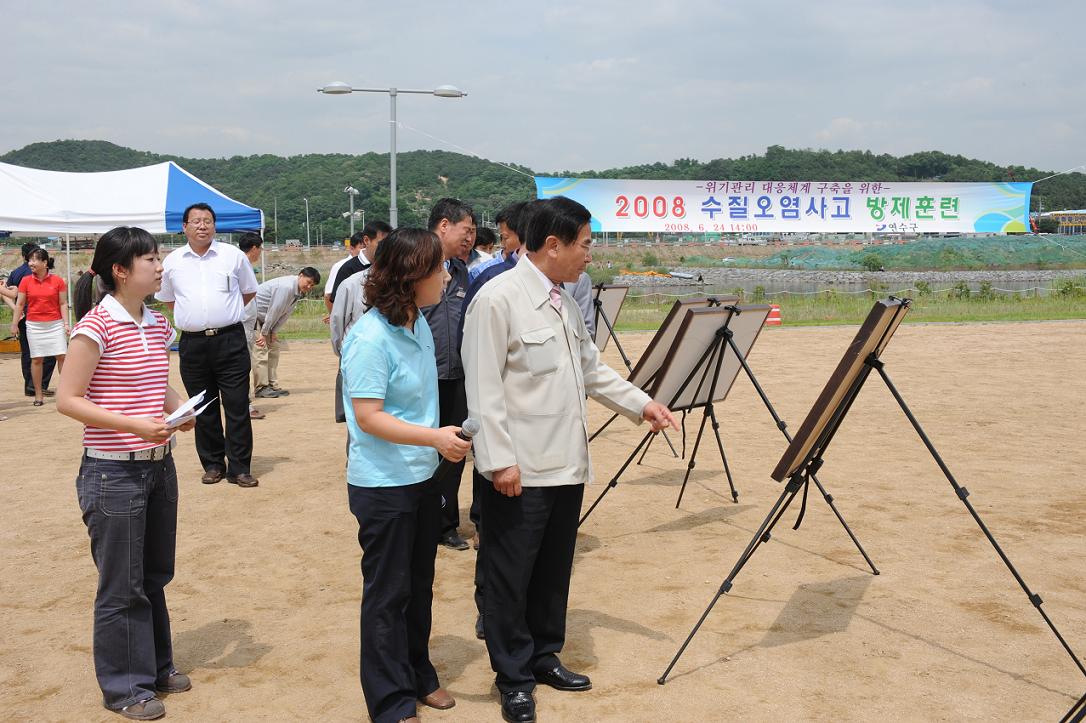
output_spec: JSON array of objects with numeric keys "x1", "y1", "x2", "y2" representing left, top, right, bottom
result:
[{"x1": 2, "y1": 140, "x2": 1082, "y2": 242}]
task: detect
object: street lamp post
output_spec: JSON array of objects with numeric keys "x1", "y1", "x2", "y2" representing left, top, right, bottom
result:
[
  {"x1": 318, "y1": 82, "x2": 467, "y2": 227},
  {"x1": 303, "y1": 197, "x2": 311, "y2": 249},
  {"x1": 344, "y1": 184, "x2": 361, "y2": 236}
]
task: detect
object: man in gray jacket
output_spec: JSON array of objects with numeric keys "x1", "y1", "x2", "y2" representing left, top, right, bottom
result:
[
  {"x1": 244, "y1": 267, "x2": 320, "y2": 399},
  {"x1": 462, "y1": 197, "x2": 676, "y2": 723}
]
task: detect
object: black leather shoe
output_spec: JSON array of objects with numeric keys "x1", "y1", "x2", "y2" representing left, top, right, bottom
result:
[
  {"x1": 440, "y1": 532, "x2": 469, "y2": 551},
  {"x1": 500, "y1": 691, "x2": 535, "y2": 723},
  {"x1": 227, "y1": 473, "x2": 259, "y2": 488},
  {"x1": 534, "y1": 663, "x2": 591, "y2": 691}
]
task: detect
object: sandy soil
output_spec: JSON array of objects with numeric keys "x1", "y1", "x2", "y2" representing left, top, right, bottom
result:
[{"x1": 1, "y1": 320, "x2": 1084, "y2": 722}]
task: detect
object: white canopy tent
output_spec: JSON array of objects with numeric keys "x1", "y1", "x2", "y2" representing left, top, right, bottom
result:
[{"x1": 0, "y1": 161, "x2": 264, "y2": 306}]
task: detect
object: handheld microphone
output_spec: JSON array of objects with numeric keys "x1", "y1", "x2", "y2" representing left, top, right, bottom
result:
[
  {"x1": 456, "y1": 418, "x2": 481, "y2": 443},
  {"x1": 434, "y1": 418, "x2": 480, "y2": 484}
]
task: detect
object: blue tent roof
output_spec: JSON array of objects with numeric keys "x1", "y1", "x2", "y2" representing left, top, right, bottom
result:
[{"x1": 165, "y1": 163, "x2": 263, "y2": 233}]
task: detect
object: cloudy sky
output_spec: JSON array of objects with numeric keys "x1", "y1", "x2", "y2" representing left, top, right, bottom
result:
[{"x1": 3, "y1": 0, "x2": 1083, "y2": 174}]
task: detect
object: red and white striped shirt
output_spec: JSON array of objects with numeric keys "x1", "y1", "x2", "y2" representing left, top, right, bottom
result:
[{"x1": 71, "y1": 294, "x2": 177, "y2": 452}]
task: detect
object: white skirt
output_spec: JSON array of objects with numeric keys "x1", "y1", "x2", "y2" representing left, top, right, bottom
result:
[{"x1": 26, "y1": 319, "x2": 68, "y2": 358}]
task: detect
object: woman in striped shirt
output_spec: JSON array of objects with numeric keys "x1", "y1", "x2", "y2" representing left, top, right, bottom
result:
[{"x1": 57, "y1": 227, "x2": 196, "y2": 722}]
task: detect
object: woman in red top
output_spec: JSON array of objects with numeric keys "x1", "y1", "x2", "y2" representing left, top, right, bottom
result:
[
  {"x1": 57, "y1": 227, "x2": 195, "y2": 721},
  {"x1": 10, "y1": 248, "x2": 68, "y2": 405}
]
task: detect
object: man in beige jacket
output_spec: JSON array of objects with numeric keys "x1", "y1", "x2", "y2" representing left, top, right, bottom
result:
[{"x1": 463, "y1": 196, "x2": 676, "y2": 723}]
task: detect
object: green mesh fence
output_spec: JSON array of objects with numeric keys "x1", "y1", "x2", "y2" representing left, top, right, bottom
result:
[{"x1": 721, "y1": 235, "x2": 1086, "y2": 270}]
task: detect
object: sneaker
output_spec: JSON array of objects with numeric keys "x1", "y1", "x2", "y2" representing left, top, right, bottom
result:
[
  {"x1": 269, "y1": 385, "x2": 290, "y2": 396},
  {"x1": 113, "y1": 697, "x2": 165, "y2": 720},
  {"x1": 156, "y1": 671, "x2": 191, "y2": 693},
  {"x1": 254, "y1": 386, "x2": 280, "y2": 399}
]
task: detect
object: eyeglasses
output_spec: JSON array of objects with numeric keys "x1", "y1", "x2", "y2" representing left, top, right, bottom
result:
[{"x1": 185, "y1": 219, "x2": 215, "y2": 228}]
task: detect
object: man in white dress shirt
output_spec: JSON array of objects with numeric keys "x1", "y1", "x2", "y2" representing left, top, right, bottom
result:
[{"x1": 157, "y1": 203, "x2": 260, "y2": 487}]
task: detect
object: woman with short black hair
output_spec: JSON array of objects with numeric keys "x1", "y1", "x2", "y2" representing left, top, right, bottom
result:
[{"x1": 57, "y1": 226, "x2": 196, "y2": 721}]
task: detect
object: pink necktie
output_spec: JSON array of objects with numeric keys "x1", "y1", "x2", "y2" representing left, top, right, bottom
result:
[{"x1": 549, "y1": 284, "x2": 562, "y2": 312}]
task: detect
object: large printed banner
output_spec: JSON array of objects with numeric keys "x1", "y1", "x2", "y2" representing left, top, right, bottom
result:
[{"x1": 534, "y1": 177, "x2": 1032, "y2": 234}]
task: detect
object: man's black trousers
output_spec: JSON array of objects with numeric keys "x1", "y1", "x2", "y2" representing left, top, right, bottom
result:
[
  {"x1": 431, "y1": 377, "x2": 467, "y2": 536},
  {"x1": 178, "y1": 325, "x2": 252, "y2": 476},
  {"x1": 18, "y1": 316, "x2": 55, "y2": 392},
  {"x1": 482, "y1": 482, "x2": 584, "y2": 693}
]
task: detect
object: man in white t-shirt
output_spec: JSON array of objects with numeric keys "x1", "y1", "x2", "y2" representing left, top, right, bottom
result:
[
  {"x1": 156, "y1": 203, "x2": 260, "y2": 487},
  {"x1": 323, "y1": 232, "x2": 364, "y2": 321}
]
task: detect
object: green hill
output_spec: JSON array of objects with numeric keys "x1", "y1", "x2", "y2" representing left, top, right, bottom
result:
[{"x1": 3, "y1": 140, "x2": 1083, "y2": 241}]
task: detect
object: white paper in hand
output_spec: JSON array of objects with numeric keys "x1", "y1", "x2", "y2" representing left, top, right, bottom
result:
[{"x1": 165, "y1": 390, "x2": 214, "y2": 429}]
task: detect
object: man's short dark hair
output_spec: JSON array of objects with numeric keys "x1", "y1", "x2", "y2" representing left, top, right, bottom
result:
[
  {"x1": 523, "y1": 197, "x2": 591, "y2": 252},
  {"x1": 515, "y1": 200, "x2": 547, "y2": 248},
  {"x1": 349, "y1": 231, "x2": 367, "y2": 248},
  {"x1": 361, "y1": 220, "x2": 393, "y2": 240},
  {"x1": 238, "y1": 232, "x2": 263, "y2": 253},
  {"x1": 495, "y1": 201, "x2": 528, "y2": 231},
  {"x1": 427, "y1": 198, "x2": 474, "y2": 232},
  {"x1": 299, "y1": 266, "x2": 321, "y2": 284},
  {"x1": 20, "y1": 243, "x2": 39, "y2": 262},
  {"x1": 475, "y1": 227, "x2": 497, "y2": 249},
  {"x1": 182, "y1": 202, "x2": 216, "y2": 224}
]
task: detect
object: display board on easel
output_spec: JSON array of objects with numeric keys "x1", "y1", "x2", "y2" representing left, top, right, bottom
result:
[{"x1": 592, "y1": 285, "x2": 629, "y2": 351}]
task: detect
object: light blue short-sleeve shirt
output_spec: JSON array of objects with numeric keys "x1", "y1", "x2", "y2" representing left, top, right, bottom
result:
[{"x1": 340, "y1": 308, "x2": 439, "y2": 487}]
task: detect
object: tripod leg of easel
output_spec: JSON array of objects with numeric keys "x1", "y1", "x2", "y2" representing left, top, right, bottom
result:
[
  {"x1": 1061, "y1": 691, "x2": 1086, "y2": 723},
  {"x1": 660, "y1": 429, "x2": 680, "y2": 458},
  {"x1": 659, "y1": 477, "x2": 805, "y2": 684},
  {"x1": 675, "y1": 405, "x2": 712, "y2": 508},
  {"x1": 706, "y1": 403, "x2": 739, "y2": 503},
  {"x1": 579, "y1": 430, "x2": 656, "y2": 528},
  {"x1": 871, "y1": 358, "x2": 1086, "y2": 679},
  {"x1": 637, "y1": 432, "x2": 656, "y2": 465},
  {"x1": 809, "y1": 477, "x2": 879, "y2": 575},
  {"x1": 729, "y1": 336, "x2": 876, "y2": 572},
  {"x1": 589, "y1": 413, "x2": 619, "y2": 442}
]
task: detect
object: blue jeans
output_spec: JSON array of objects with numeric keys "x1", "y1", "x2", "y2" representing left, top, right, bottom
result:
[{"x1": 76, "y1": 454, "x2": 179, "y2": 710}]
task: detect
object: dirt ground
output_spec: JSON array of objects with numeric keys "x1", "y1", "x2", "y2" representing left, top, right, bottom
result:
[{"x1": 1, "y1": 320, "x2": 1084, "y2": 722}]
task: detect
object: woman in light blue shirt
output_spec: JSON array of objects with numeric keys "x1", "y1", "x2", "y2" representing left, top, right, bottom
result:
[{"x1": 340, "y1": 227, "x2": 471, "y2": 723}]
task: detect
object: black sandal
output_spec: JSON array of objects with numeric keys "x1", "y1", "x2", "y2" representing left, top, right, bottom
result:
[{"x1": 33, "y1": 400, "x2": 44, "y2": 407}]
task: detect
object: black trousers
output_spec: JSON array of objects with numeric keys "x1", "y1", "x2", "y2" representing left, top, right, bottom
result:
[
  {"x1": 482, "y1": 483, "x2": 584, "y2": 693},
  {"x1": 18, "y1": 315, "x2": 56, "y2": 391},
  {"x1": 348, "y1": 482, "x2": 442, "y2": 723},
  {"x1": 472, "y1": 468, "x2": 488, "y2": 617},
  {"x1": 431, "y1": 378, "x2": 467, "y2": 536},
  {"x1": 178, "y1": 325, "x2": 253, "y2": 476}
]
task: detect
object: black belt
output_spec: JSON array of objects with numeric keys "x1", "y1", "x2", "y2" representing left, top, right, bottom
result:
[{"x1": 183, "y1": 322, "x2": 243, "y2": 337}]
